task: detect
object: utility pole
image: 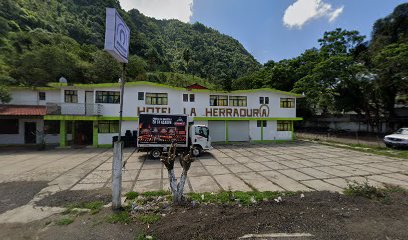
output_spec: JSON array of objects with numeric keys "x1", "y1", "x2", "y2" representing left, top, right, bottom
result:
[
  {"x1": 112, "y1": 63, "x2": 126, "y2": 210},
  {"x1": 104, "y1": 7, "x2": 131, "y2": 210}
]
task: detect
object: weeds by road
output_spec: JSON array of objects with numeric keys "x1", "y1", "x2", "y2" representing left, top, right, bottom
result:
[{"x1": 300, "y1": 139, "x2": 408, "y2": 159}]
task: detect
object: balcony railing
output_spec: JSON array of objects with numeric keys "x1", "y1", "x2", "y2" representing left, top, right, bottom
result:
[{"x1": 46, "y1": 103, "x2": 102, "y2": 116}]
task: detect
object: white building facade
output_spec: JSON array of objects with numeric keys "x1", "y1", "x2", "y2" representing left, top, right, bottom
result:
[{"x1": 0, "y1": 82, "x2": 303, "y2": 147}]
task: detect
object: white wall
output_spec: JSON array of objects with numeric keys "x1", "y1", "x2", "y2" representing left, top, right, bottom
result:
[
  {"x1": 98, "y1": 133, "x2": 116, "y2": 145},
  {"x1": 249, "y1": 121, "x2": 261, "y2": 141},
  {"x1": 0, "y1": 118, "x2": 44, "y2": 144},
  {"x1": 264, "y1": 121, "x2": 292, "y2": 140}
]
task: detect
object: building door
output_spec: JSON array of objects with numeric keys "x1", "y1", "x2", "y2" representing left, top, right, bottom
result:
[
  {"x1": 228, "y1": 121, "x2": 250, "y2": 141},
  {"x1": 208, "y1": 121, "x2": 226, "y2": 142},
  {"x1": 85, "y1": 91, "x2": 94, "y2": 115},
  {"x1": 24, "y1": 122, "x2": 36, "y2": 144},
  {"x1": 74, "y1": 121, "x2": 93, "y2": 146}
]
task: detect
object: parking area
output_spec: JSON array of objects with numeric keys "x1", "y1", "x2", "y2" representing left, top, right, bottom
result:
[{"x1": 1, "y1": 141, "x2": 408, "y2": 194}]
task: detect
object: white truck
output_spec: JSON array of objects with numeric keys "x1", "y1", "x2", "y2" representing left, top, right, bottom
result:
[{"x1": 137, "y1": 113, "x2": 212, "y2": 158}]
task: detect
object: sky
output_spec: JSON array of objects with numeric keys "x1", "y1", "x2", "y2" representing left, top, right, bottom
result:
[{"x1": 119, "y1": 0, "x2": 407, "y2": 64}]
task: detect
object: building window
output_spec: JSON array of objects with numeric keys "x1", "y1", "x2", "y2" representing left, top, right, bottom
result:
[
  {"x1": 210, "y1": 95, "x2": 228, "y2": 106},
  {"x1": 138, "y1": 92, "x2": 144, "y2": 100},
  {"x1": 0, "y1": 119, "x2": 19, "y2": 134},
  {"x1": 145, "y1": 93, "x2": 168, "y2": 105},
  {"x1": 39, "y1": 92, "x2": 46, "y2": 101},
  {"x1": 96, "y1": 91, "x2": 120, "y2": 104},
  {"x1": 280, "y1": 98, "x2": 295, "y2": 108},
  {"x1": 257, "y1": 120, "x2": 267, "y2": 128},
  {"x1": 64, "y1": 90, "x2": 78, "y2": 103},
  {"x1": 44, "y1": 121, "x2": 60, "y2": 134},
  {"x1": 98, "y1": 121, "x2": 119, "y2": 133},
  {"x1": 277, "y1": 121, "x2": 291, "y2": 131},
  {"x1": 183, "y1": 94, "x2": 195, "y2": 102},
  {"x1": 229, "y1": 96, "x2": 247, "y2": 106},
  {"x1": 260, "y1": 96, "x2": 269, "y2": 104}
]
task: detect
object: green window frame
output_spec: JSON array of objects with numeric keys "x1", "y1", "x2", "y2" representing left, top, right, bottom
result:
[
  {"x1": 98, "y1": 120, "x2": 119, "y2": 133},
  {"x1": 145, "y1": 93, "x2": 168, "y2": 105},
  {"x1": 280, "y1": 98, "x2": 295, "y2": 108},
  {"x1": 95, "y1": 91, "x2": 120, "y2": 104},
  {"x1": 64, "y1": 90, "x2": 78, "y2": 103},
  {"x1": 229, "y1": 96, "x2": 247, "y2": 106},
  {"x1": 210, "y1": 95, "x2": 228, "y2": 106},
  {"x1": 257, "y1": 120, "x2": 267, "y2": 128},
  {"x1": 277, "y1": 121, "x2": 291, "y2": 131}
]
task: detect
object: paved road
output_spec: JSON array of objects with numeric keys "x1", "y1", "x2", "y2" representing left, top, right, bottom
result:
[{"x1": 1, "y1": 142, "x2": 408, "y2": 194}]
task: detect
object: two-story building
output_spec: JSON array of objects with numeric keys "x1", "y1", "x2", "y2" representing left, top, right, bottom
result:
[{"x1": 0, "y1": 81, "x2": 303, "y2": 147}]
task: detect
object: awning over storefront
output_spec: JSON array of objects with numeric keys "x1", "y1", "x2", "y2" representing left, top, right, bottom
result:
[{"x1": 0, "y1": 105, "x2": 46, "y2": 116}]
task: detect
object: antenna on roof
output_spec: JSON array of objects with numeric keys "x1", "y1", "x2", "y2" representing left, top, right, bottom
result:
[{"x1": 59, "y1": 77, "x2": 67, "y2": 84}]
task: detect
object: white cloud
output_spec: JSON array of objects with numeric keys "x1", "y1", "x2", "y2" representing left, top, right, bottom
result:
[
  {"x1": 328, "y1": 6, "x2": 344, "y2": 22},
  {"x1": 119, "y1": 0, "x2": 194, "y2": 23},
  {"x1": 283, "y1": 0, "x2": 344, "y2": 29}
]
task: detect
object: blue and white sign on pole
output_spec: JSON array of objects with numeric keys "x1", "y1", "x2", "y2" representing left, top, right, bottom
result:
[{"x1": 104, "y1": 8, "x2": 130, "y2": 63}]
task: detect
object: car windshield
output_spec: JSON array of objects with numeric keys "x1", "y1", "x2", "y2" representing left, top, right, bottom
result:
[{"x1": 395, "y1": 129, "x2": 408, "y2": 134}]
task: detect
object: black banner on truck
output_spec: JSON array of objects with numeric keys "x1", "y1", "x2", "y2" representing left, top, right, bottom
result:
[{"x1": 138, "y1": 114, "x2": 188, "y2": 145}]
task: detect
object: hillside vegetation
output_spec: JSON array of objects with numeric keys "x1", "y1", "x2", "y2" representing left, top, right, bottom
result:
[
  {"x1": 233, "y1": 3, "x2": 408, "y2": 131},
  {"x1": 0, "y1": 0, "x2": 260, "y2": 88}
]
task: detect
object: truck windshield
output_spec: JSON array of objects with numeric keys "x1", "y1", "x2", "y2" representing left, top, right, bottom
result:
[{"x1": 195, "y1": 126, "x2": 209, "y2": 138}]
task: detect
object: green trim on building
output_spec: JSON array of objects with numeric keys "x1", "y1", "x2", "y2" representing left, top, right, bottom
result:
[
  {"x1": 193, "y1": 117, "x2": 303, "y2": 121},
  {"x1": 45, "y1": 115, "x2": 99, "y2": 121},
  {"x1": 71, "y1": 121, "x2": 76, "y2": 144},
  {"x1": 291, "y1": 121, "x2": 295, "y2": 141},
  {"x1": 59, "y1": 120, "x2": 66, "y2": 147},
  {"x1": 99, "y1": 116, "x2": 139, "y2": 121},
  {"x1": 36, "y1": 81, "x2": 303, "y2": 97},
  {"x1": 44, "y1": 115, "x2": 139, "y2": 121},
  {"x1": 251, "y1": 140, "x2": 294, "y2": 144},
  {"x1": 261, "y1": 120, "x2": 264, "y2": 141},
  {"x1": 93, "y1": 121, "x2": 98, "y2": 147},
  {"x1": 98, "y1": 144, "x2": 113, "y2": 148}
]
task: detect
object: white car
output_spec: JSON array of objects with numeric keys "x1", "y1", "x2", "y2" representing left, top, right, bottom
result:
[{"x1": 384, "y1": 128, "x2": 408, "y2": 148}]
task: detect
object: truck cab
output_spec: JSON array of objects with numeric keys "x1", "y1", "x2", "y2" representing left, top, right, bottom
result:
[{"x1": 189, "y1": 124, "x2": 212, "y2": 157}]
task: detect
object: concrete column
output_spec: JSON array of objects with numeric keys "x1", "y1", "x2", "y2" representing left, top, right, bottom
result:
[
  {"x1": 112, "y1": 141, "x2": 123, "y2": 210},
  {"x1": 225, "y1": 120, "x2": 229, "y2": 143},
  {"x1": 59, "y1": 120, "x2": 66, "y2": 147},
  {"x1": 93, "y1": 120, "x2": 98, "y2": 147}
]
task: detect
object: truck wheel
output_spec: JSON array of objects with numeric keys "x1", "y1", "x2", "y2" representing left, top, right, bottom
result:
[
  {"x1": 191, "y1": 146, "x2": 202, "y2": 157},
  {"x1": 150, "y1": 148, "x2": 162, "y2": 159}
]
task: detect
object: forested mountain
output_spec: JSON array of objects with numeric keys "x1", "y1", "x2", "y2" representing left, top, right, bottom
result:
[{"x1": 0, "y1": 0, "x2": 260, "y2": 88}]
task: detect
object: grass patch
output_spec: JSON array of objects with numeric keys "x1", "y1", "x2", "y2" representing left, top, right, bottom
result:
[
  {"x1": 344, "y1": 181, "x2": 385, "y2": 199},
  {"x1": 344, "y1": 181, "x2": 407, "y2": 204},
  {"x1": 302, "y1": 138, "x2": 408, "y2": 159},
  {"x1": 125, "y1": 191, "x2": 139, "y2": 200},
  {"x1": 188, "y1": 191, "x2": 295, "y2": 205},
  {"x1": 141, "y1": 190, "x2": 170, "y2": 197},
  {"x1": 107, "y1": 211, "x2": 132, "y2": 224},
  {"x1": 56, "y1": 217, "x2": 74, "y2": 225},
  {"x1": 136, "y1": 214, "x2": 161, "y2": 224},
  {"x1": 65, "y1": 200, "x2": 105, "y2": 214},
  {"x1": 135, "y1": 233, "x2": 157, "y2": 240}
]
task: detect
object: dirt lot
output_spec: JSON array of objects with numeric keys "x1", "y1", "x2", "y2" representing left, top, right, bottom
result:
[
  {"x1": 0, "y1": 181, "x2": 48, "y2": 214},
  {"x1": 1, "y1": 190, "x2": 407, "y2": 240}
]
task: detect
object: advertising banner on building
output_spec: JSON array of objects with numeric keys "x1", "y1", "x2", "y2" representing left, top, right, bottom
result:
[
  {"x1": 104, "y1": 8, "x2": 130, "y2": 63},
  {"x1": 138, "y1": 114, "x2": 188, "y2": 146}
]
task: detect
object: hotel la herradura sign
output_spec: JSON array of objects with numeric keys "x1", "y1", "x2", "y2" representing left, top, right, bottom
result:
[{"x1": 137, "y1": 105, "x2": 271, "y2": 118}]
